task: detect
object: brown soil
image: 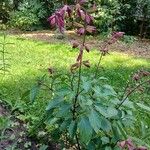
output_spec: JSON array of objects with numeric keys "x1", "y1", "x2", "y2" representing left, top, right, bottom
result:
[
  {"x1": 0, "y1": 101, "x2": 62, "y2": 150},
  {"x1": 8, "y1": 30, "x2": 150, "y2": 59},
  {"x1": 0, "y1": 103, "x2": 37, "y2": 150}
]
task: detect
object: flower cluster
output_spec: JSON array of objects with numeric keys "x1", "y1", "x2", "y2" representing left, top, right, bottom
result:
[
  {"x1": 48, "y1": 0, "x2": 96, "y2": 35},
  {"x1": 132, "y1": 70, "x2": 150, "y2": 81},
  {"x1": 101, "y1": 32, "x2": 124, "y2": 55},
  {"x1": 48, "y1": 0, "x2": 96, "y2": 73},
  {"x1": 71, "y1": 41, "x2": 90, "y2": 72},
  {"x1": 118, "y1": 139, "x2": 147, "y2": 150},
  {"x1": 48, "y1": 5, "x2": 72, "y2": 33}
]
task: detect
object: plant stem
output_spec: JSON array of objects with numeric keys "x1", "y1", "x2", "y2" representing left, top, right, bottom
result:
[
  {"x1": 72, "y1": 21, "x2": 87, "y2": 149},
  {"x1": 75, "y1": 134, "x2": 81, "y2": 150},
  {"x1": 117, "y1": 79, "x2": 150, "y2": 109},
  {"x1": 72, "y1": 22, "x2": 87, "y2": 120},
  {"x1": 119, "y1": 80, "x2": 130, "y2": 102},
  {"x1": 94, "y1": 52, "x2": 103, "y2": 78}
]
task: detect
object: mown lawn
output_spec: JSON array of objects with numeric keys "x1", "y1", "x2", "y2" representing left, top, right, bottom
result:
[{"x1": 0, "y1": 34, "x2": 150, "y2": 145}]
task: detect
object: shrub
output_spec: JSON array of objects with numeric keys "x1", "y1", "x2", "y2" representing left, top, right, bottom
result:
[
  {"x1": 9, "y1": 0, "x2": 47, "y2": 30},
  {"x1": 30, "y1": 0, "x2": 150, "y2": 149}
]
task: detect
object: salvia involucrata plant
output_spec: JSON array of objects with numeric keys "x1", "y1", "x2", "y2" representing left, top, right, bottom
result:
[{"x1": 30, "y1": 0, "x2": 150, "y2": 149}]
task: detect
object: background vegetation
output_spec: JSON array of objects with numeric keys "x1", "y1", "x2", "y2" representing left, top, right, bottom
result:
[{"x1": 0, "y1": 0, "x2": 150, "y2": 37}]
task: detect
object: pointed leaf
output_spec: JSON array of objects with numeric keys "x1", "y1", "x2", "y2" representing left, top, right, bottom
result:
[
  {"x1": 68, "y1": 121, "x2": 77, "y2": 138},
  {"x1": 100, "y1": 117, "x2": 112, "y2": 132},
  {"x1": 95, "y1": 105, "x2": 108, "y2": 117},
  {"x1": 30, "y1": 85, "x2": 40, "y2": 103},
  {"x1": 56, "y1": 103, "x2": 71, "y2": 117},
  {"x1": 78, "y1": 116, "x2": 93, "y2": 144},
  {"x1": 88, "y1": 109, "x2": 101, "y2": 133},
  {"x1": 101, "y1": 136, "x2": 110, "y2": 145},
  {"x1": 107, "y1": 107, "x2": 118, "y2": 118},
  {"x1": 46, "y1": 97, "x2": 63, "y2": 111}
]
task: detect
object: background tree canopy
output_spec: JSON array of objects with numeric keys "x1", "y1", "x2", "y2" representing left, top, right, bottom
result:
[{"x1": 0, "y1": 0, "x2": 150, "y2": 37}]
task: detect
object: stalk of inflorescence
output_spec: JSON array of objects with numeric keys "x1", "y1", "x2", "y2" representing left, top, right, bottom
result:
[
  {"x1": 117, "y1": 70, "x2": 150, "y2": 109},
  {"x1": 94, "y1": 32, "x2": 125, "y2": 78}
]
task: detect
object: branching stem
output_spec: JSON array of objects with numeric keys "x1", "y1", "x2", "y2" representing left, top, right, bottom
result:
[
  {"x1": 94, "y1": 52, "x2": 104, "y2": 78},
  {"x1": 117, "y1": 79, "x2": 150, "y2": 109}
]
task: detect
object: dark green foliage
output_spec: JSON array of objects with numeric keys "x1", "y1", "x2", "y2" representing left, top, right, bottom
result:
[
  {"x1": 0, "y1": 0, "x2": 13, "y2": 23},
  {"x1": 1, "y1": 0, "x2": 150, "y2": 37},
  {"x1": 9, "y1": 0, "x2": 47, "y2": 30},
  {"x1": 8, "y1": 0, "x2": 63, "y2": 30}
]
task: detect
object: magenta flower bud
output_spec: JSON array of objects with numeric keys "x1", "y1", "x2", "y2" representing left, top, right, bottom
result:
[
  {"x1": 77, "y1": 9, "x2": 86, "y2": 20},
  {"x1": 47, "y1": 15, "x2": 56, "y2": 26},
  {"x1": 136, "y1": 146, "x2": 147, "y2": 150},
  {"x1": 76, "y1": 46, "x2": 84, "y2": 62},
  {"x1": 85, "y1": 14, "x2": 94, "y2": 24},
  {"x1": 62, "y1": 5, "x2": 72, "y2": 17},
  {"x1": 77, "y1": 28, "x2": 85, "y2": 35},
  {"x1": 86, "y1": 25, "x2": 96, "y2": 33},
  {"x1": 72, "y1": 41, "x2": 79, "y2": 48},
  {"x1": 79, "y1": 0, "x2": 87, "y2": 5},
  {"x1": 85, "y1": 45, "x2": 90, "y2": 52}
]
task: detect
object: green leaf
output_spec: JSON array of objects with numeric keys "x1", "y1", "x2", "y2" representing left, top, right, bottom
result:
[
  {"x1": 100, "y1": 117, "x2": 112, "y2": 132},
  {"x1": 88, "y1": 109, "x2": 102, "y2": 133},
  {"x1": 137, "y1": 103, "x2": 150, "y2": 112},
  {"x1": 95, "y1": 105, "x2": 108, "y2": 117},
  {"x1": 30, "y1": 85, "x2": 40, "y2": 103},
  {"x1": 78, "y1": 116, "x2": 93, "y2": 144},
  {"x1": 98, "y1": 77, "x2": 108, "y2": 81},
  {"x1": 93, "y1": 86, "x2": 102, "y2": 97},
  {"x1": 79, "y1": 96, "x2": 93, "y2": 109},
  {"x1": 56, "y1": 88, "x2": 71, "y2": 97},
  {"x1": 122, "y1": 99, "x2": 134, "y2": 109},
  {"x1": 107, "y1": 107, "x2": 118, "y2": 118},
  {"x1": 87, "y1": 141, "x2": 96, "y2": 150},
  {"x1": 105, "y1": 146, "x2": 112, "y2": 150},
  {"x1": 82, "y1": 81, "x2": 91, "y2": 92},
  {"x1": 111, "y1": 125, "x2": 121, "y2": 143},
  {"x1": 56, "y1": 103, "x2": 71, "y2": 117},
  {"x1": 46, "y1": 117, "x2": 58, "y2": 125},
  {"x1": 39, "y1": 145, "x2": 48, "y2": 150},
  {"x1": 101, "y1": 136, "x2": 110, "y2": 145},
  {"x1": 46, "y1": 97, "x2": 63, "y2": 111},
  {"x1": 117, "y1": 122, "x2": 127, "y2": 139},
  {"x1": 68, "y1": 120, "x2": 77, "y2": 138},
  {"x1": 103, "y1": 84, "x2": 116, "y2": 96},
  {"x1": 141, "y1": 121, "x2": 146, "y2": 137},
  {"x1": 60, "y1": 119, "x2": 71, "y2": 131}
]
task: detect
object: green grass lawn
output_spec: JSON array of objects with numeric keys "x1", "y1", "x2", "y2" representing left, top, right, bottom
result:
[
  {"x1": 0, "y1": 34, "x2": 150, "y2": 145},
  {"x1": 0, "y1": 34, "x2": 149, "y2": 99}
]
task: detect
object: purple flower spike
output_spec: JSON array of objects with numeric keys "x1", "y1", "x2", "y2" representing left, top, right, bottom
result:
[
  {"x1": 79, "y1": 0, "x2": 87, "y2": 5},
  {"x1": 85, "y1": 14, "x2": 94, "y2": 24},
  {"x1": 77, "y1": 28, "x2": 85, "y2": 35},
  {"x1": 48, "y1": 11, "x2": 65, "y2": 33},
  {"x1": 77, "y1": 9, "x2": 86, "y2": 20},
  {"x1": 62, "y1": 5, "x2": 72, "y2": 17},
  {"x1": 48, "y1": 15, "x2": 56, "y2": 26}
]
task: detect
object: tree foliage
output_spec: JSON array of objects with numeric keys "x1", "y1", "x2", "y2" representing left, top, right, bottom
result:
[{"x1": 1, "y1": 0, "x2": 150, "y2": 36}]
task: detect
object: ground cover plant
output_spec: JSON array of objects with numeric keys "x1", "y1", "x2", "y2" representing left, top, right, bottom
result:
[{"x1": 0, "y1": 1, "x2": 150, "y2": 149}]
